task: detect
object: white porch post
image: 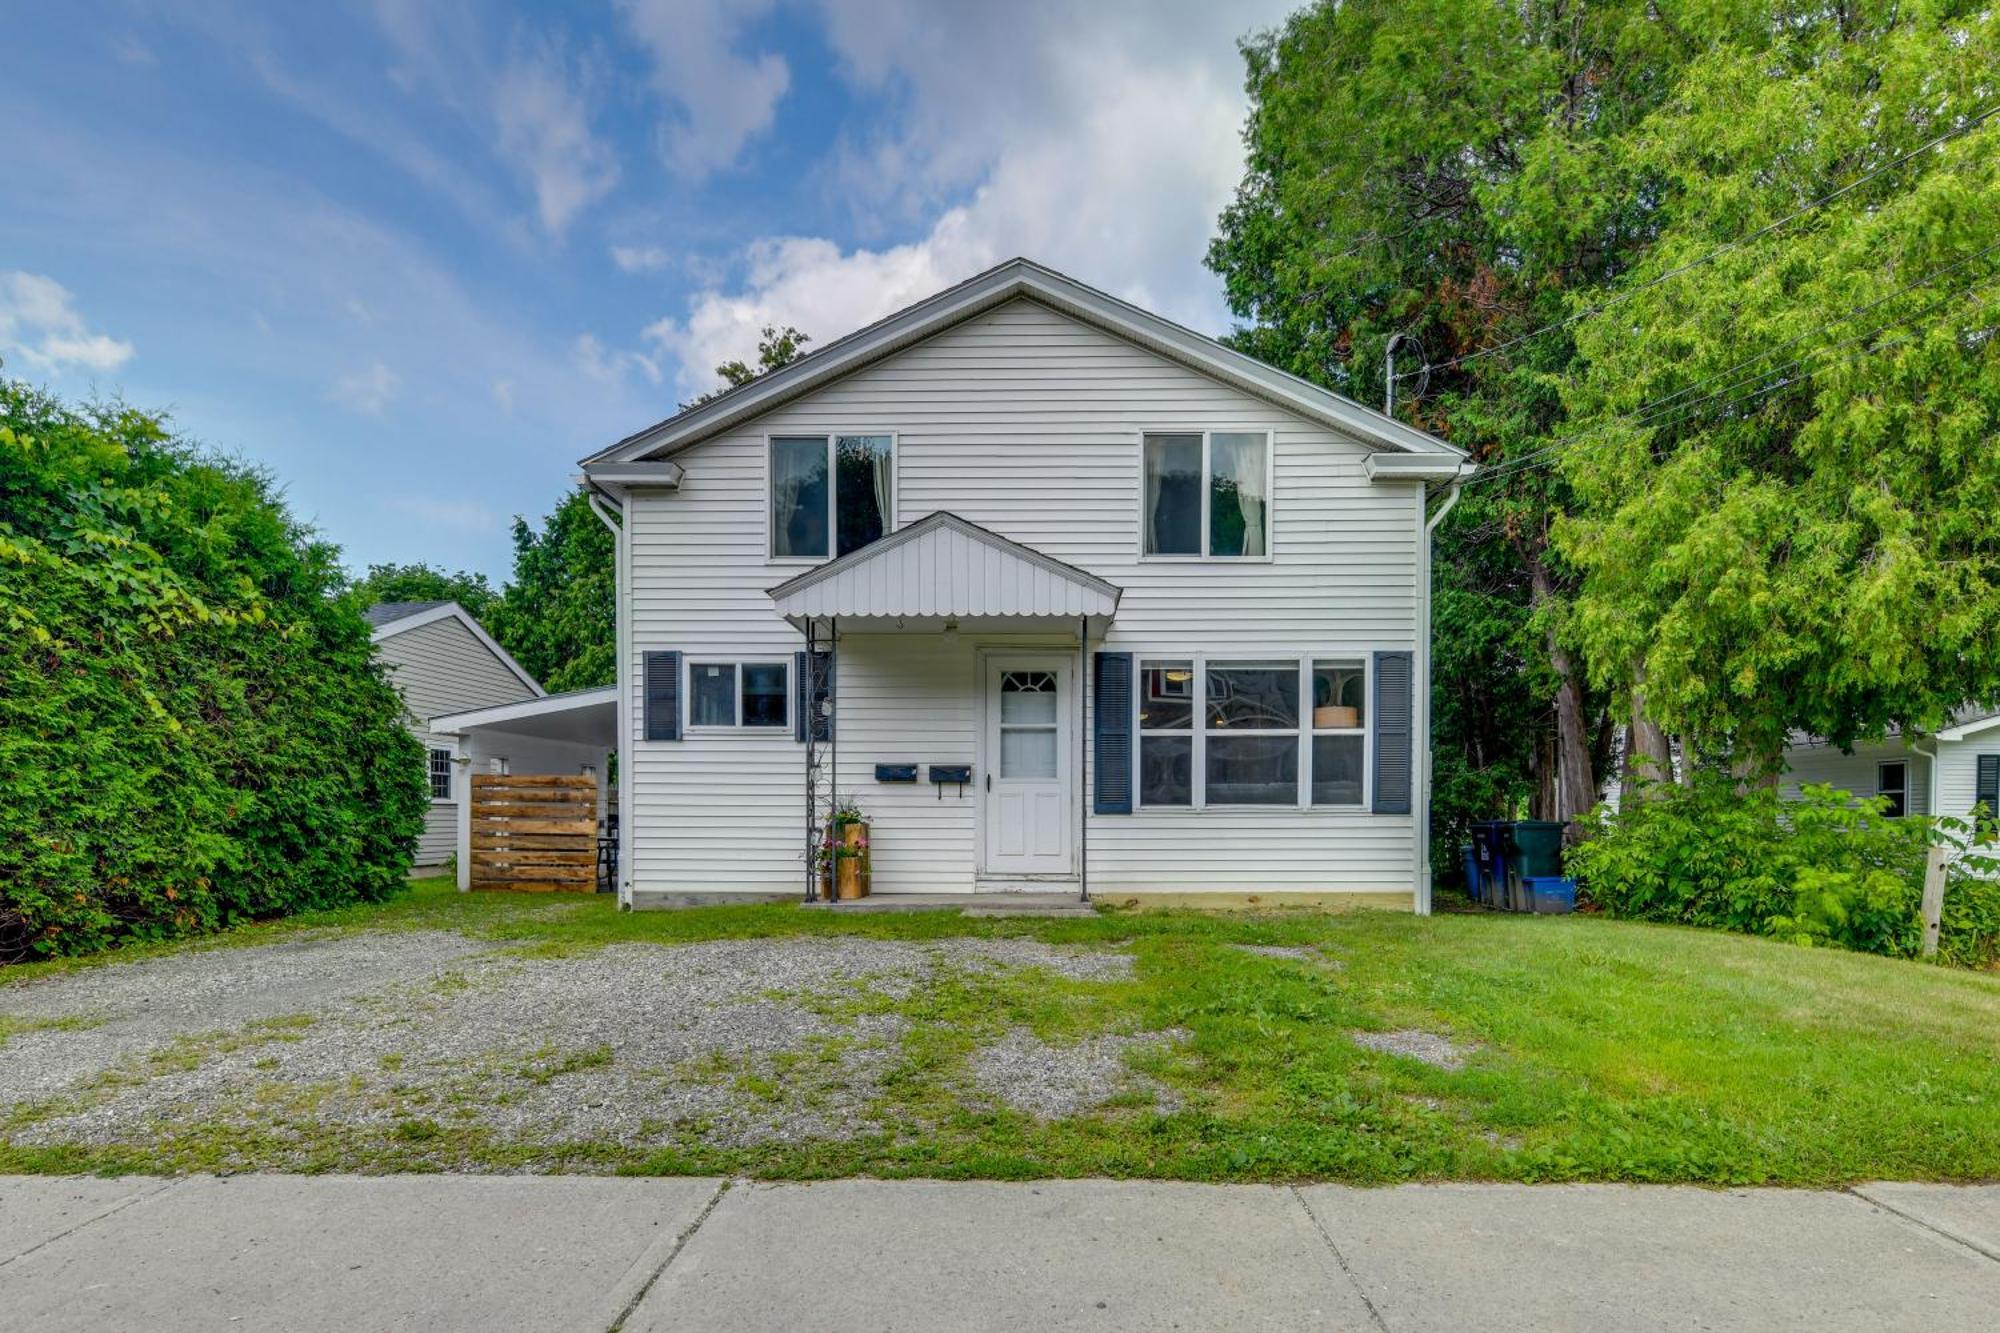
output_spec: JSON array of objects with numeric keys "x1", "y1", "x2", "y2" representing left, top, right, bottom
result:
[{"x1": 454, "y1": 735, "x2": 475, "y2": 892}]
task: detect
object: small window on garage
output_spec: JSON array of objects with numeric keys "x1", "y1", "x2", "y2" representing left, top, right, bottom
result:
[
  {"x1": 1877, "y1": 760, "x2": 1908, "y2": 818},
  {"x1": 428, "y1": 748, "x2": 453, "y2": 801}
]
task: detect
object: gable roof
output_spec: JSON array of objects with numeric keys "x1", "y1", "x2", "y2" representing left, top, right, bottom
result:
[
  {"x1": 583, "y1": 257, "x2": 1468, "y2": 468},
  {"x1": 363, "y1": 600, "x2": 450, "y2": 628},
  {"x1": 367, "y1": 600, "x2": 544, "y2": 698},
  {"x1": 766, "y1": 511, "x2": 1120, "y2": 624},
  {"x1": 1938, "y1": 708, "x2": 2000, "y2": 742}
]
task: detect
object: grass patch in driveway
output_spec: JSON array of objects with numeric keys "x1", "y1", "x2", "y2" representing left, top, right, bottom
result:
[{"x1": 3, "y1": 879, "x2": 1998, "y2": 1186}]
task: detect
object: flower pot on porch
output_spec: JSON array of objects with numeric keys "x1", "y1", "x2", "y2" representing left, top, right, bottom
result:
[{"x1": 836, "y1": 820, "x2": 871, "y2": 900}]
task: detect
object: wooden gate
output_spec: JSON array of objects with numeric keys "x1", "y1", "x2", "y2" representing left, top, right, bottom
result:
[{"x1": 470, "y1": 774, "x2": 597, "y2": 892}]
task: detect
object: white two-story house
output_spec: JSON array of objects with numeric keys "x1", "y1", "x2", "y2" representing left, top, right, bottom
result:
[{"x1": 577, "y1": 260, "x2": 1472, "y2": 912}]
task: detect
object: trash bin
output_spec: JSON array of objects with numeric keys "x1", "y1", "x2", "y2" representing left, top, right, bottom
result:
[
  {"x1": 1459, "y1": 844, "x2": 1482, "y2": 902},
  {"x1": 1525, "y1": 875, "x2": 1577, "y2": 914},
  {"x1": 1504, "y1": 820, "x2": 1567, "y2": 911},
  {"x1": 1470, "y1": 821, "x2": 1509, "y2": 904}
]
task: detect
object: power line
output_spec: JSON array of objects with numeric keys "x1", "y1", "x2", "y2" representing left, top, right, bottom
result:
[
  {"x1": 1458, "y1": 273, "x2": 2000, "y2": 490},
  {"x1": 1400, "y1": 101, "x2": 2000, "y2": 381}
]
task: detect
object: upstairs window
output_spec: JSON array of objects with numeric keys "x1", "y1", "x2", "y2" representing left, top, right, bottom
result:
[
  {"x1": 1142, "y1": 431, "x2": 1269, "y2": 558},
  {"x1": 771, "y1": 434, "x2": 893, "y2": 559}
]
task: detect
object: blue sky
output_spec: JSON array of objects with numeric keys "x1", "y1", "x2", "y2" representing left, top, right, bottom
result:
[{"x1": 2, "y1": 1, "x2": 1294, "y2": 581}]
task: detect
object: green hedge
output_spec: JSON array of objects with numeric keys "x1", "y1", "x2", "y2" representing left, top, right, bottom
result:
[
  {"x1": 1569, "y1": 774, "x2": 2000, "y2": 966},
  {"x1": 0, "y1": 379, "x2": 427, "y2": 961}
]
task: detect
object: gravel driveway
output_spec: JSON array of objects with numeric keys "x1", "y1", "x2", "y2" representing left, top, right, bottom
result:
[{"x1": 1, "y1": 926, "x2": 1172, "y2": 1172}]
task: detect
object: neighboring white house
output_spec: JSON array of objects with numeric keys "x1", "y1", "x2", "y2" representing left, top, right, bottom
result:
[
  {"x1": 1778, "y1": 708, "x2": 2000, "y2": 839},
  {"x1": 576, "y1": 258, "x2": 1473, "y2": 912},
  {"x1": 366, "y1": 600, "x2": 544, "y2": 866}
]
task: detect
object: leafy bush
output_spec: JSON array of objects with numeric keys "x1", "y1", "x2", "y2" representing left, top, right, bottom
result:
[
  {"x1": 0, "y1": 379, "x2": 427, "y2": 961},
  {"x1": 1568, "y1": 774, "x2": 2000, "y2": 966}
]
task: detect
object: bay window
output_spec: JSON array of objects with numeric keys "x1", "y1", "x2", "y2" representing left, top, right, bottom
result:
[
  {"x1": 770, "y1": 434, "x2": 893, "y2": 559},
  {"x1": 1141, "y1": 431, "x2": 1269, "y2": 558},
  {"x1": 1133, "y1": 656, "x2": 1368, "y2": 809}
]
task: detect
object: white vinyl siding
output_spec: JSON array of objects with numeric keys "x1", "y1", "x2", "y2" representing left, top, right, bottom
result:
[
  {"x1": 1779, "y1": 737, "x2": 1932, "y2": 817},
  {"x1": 622, "y1": 296, "x2": 1421, "y2": 897},
  {"x1": 375, "y1": 614, "x2": 538, "y2": 866}
]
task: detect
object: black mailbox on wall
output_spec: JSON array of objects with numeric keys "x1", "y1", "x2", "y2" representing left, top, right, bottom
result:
[
  {"x1": 874, "y1": 763, "x2": 918, "y2": 783},
  {"x1": 928, "y1": 764, "x2": 971, "y2": 785}
]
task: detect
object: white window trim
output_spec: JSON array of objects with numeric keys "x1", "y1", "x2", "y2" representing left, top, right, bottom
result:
[
  {"x1": 684, "y1": 657, "x2": 793, "y2": 732},
  {"x1": 1135, "y1": 428, "x2": 1276, "y2": 563},
  {"x1": 765, "y1": 430, "x2": 899, "y2": 565},
  {"x1": 427, "y1": 743, "x2": 457, "y2": 804},
  {"x1": 1877, "y1": 759, "x2": 1909, "y2": 817},
  {"x1": 1131, "y1": 653, "x2": 1370, "y2": 811}
]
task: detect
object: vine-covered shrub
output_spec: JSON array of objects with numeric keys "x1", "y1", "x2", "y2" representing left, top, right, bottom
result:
[
  {"x1": 1569, "y1": 774, "x2": 2000, "y2": 965},
  {"x1": 0, "y1": 379, "x2": 428, "y2": 961}
]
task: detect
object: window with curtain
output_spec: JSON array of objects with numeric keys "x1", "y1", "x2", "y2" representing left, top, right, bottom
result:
[
  {"x1": 1142, "y1": 431, "x2": 1268, "y2": 557},
  {"x1": 770, "y1": 434, "x2": 894, "y2": 559}
]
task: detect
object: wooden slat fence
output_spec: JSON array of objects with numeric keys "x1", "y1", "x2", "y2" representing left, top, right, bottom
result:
[{"x1": 470, "y1": 774, "x2": 597, "y2": 892}]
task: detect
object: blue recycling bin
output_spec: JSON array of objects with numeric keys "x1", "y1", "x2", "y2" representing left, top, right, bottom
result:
[
  {"x1": 1470, "y1": 821, "x2": 1510, "y2": 905},
  {"x1": 1525, "y1": 876, "x2": 1577, "y2": 914},
  {"x1": 1459, "y1": 844, "x2": 1483, "y2": 902}
]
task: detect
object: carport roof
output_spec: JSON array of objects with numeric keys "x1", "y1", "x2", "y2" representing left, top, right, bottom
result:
[{"x1": 428, "y1": 686, "x2": 617, "y2": 747}]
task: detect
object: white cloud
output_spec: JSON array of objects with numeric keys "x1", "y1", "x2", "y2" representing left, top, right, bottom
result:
[
  {"x1": 573, "y1": 334, "x2": 660, "y2": 386},
  {"x1": 492, "y1": 41, "x2": 619, "y2": 237},
  {"x1": 617, "y1": 0, "x2": 789, "y2": 179},
  {"x1": 330, "y1": 361, "x2": 400, "y2": 414},
  {"x1": 610, "y1": 244, "x2": 671, "y2": 274},
  {"x1": 647, "y1": 0, "x2": 1294, "y2": 401},
  {"x1": 0, "y1": 271, "x2": 135, "y2": 373}
]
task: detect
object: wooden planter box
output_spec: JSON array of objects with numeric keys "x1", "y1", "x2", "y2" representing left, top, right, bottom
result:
[{"x1": 835, "y1": 820, "x2": 871, "y2": 900}]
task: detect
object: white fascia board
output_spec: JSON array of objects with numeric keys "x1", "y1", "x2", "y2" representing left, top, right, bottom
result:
[
  {"x1": 581, "y1": 460, "x2": 683, "y2": 489},
  {"x1": 582, "y1": 258, "x2": 1467, "y2": 467},
  {"x1": 369, "y1": 602, "x2": 545, "y2": 698},
  {"x1": 429, "y1": 686, "x2": 618, "y2": 736},
  {"x1": 1365, "y1": 455, "x2": 1478, "y2": 482},
  {"x1": 1938, "y1": 711, "x2": 2000, "y2": 741}
]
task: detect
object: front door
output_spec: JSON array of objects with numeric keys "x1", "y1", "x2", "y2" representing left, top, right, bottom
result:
[{"x1": 981, "y1": 657, "x2": 1072, "y2": 877}]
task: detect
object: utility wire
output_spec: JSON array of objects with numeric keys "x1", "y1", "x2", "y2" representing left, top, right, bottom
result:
[
  {"x1": 1459, "y1": 278, "x2": 2000, "y2": 490},
  {"x1": 1399, "y1": 102, "x2": 2000, "y2": 380}
]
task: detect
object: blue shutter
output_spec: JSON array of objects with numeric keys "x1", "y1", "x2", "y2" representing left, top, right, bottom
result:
[
  {"x1": 794, "y1": 652, "x2": 808, "y2": 742},
  {"x1": 1093, "y1": 652, "x2": 1133, "y2": 815},
  {"x1": 1372, "y1": 650, "x2": 1413, "y2": 815},
  {"x1": 1977, "y1": 754, "x2": 2000, "y2": 834},
  {"x1": 643, "y1": 651, "x2": 681, "y2": 742}
]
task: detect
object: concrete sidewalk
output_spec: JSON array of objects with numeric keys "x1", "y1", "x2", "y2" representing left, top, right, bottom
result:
[{"x1": 1, "y1": 1175, "x2": 1995, "y2": 1331}]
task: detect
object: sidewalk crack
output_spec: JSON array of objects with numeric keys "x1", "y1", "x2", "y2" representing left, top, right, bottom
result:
[
  {"x1": 0, "y1": 1175, "x2": 186, "y2": 1271},
  {"x1": 606, "y1": 1177, "x2": 734, "y2": 1332},
  {"x1": 1292, "y1": 1185, "x2": 1390, "y2": 1331},
  {"x1": 1846, "y1": 1186, "x2": 2000, "y2": 1265}
]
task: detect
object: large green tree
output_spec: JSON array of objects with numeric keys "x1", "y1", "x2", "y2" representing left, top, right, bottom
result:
[
  {"x1": 0, "y1": 379, "x2": 427, "y2": 960},
  {"x1": 487, "y1": 490, "x2": 616, "y2": 693},
  {"x1": 1209, "y1": 0, "x2": 1747, "y2": 853},
  {"x1": 1556, "y1": 3, "x2": 2000, "y2": 771},
  {"x1": 338, "y1": 561, "x2": 497, "y2": 621}
]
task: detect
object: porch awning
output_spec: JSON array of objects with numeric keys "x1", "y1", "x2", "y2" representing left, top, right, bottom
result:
[
  {"x1": 767, "y1": 511, "x2": 1120, "y2": 629},
  {"x1": 429, "y1": 685, "x2": 618, "y2": 747}
]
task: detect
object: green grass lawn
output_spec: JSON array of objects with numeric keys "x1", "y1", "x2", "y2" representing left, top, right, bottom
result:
[{"x1": 7, "y1": 881, "x2": 1999, "y2": 1185}]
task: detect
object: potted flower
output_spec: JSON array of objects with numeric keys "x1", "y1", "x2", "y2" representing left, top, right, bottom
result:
[{"x1": 829, "y1": 798, "x2": 871, "y2": 900}]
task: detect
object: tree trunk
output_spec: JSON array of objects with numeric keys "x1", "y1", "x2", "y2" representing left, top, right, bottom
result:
[
  {"x1": 1530, "y1": 557, "x2": 1597, "y2": 839},
  {"x1": 1624, "y1": 663, "x2": 1673, "y2": 801}
]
